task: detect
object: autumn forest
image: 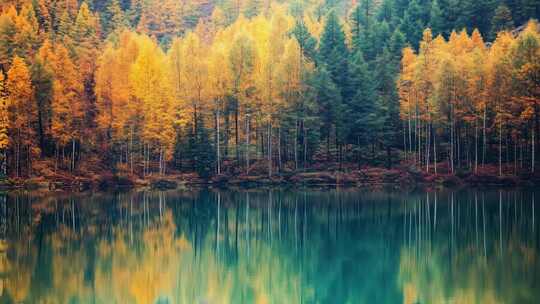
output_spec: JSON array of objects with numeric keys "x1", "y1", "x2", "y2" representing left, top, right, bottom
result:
[{"x1": 0, "y1": 0, "x2": 539, "y2": 183}]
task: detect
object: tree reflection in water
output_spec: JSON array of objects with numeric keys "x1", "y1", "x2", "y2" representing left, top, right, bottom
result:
[{"x1": 0, "y1": 189, "x2": 538, "y2": 303}]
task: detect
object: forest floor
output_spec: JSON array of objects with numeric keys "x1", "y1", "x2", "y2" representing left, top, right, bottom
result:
[{"x1": 2, "y1": 157, "x2": 540, "y2": 192}]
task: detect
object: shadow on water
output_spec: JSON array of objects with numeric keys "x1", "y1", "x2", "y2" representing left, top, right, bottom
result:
[{"x1": 0, "y1": 188, "x2": 539, "y2": 303}]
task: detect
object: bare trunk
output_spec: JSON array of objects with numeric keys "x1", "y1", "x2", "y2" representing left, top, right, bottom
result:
[
  {"x1": 304, "y1": 126, "x2": 307, "y2": 167},
  {"x1": 278, "y1": 126, "x2": 281, "y2": 172},
  {"x1": 532, "y1": 128, "x2": 535, "y2": 173},
  {"x1": 245, "y1": 115, "x2": 250, "y2": 174},
  {"x1": 294, "y1": 120, "x2": 298, "y2": 170},
  {"x1": 499, "y1": 121, "x2": 503, "y2": 176},
  {"x1": 268, "y1": 122, "x2": 272, "y2": 177},
  {"x1": 216, "y1": 107, "x2": 221, "y2": 175},
  {"x1": 71, "y1": 139, "x2": 75, "y2": 172},
  {"x1": 434, "y1": 129, "x2": 437, "y2": 174},
  {"x1": 482, "y1": 103, "x2": 487, "y2": 166},
  {"x1": 475, "y1": 119, "x2": 478, "y2": 173},
  {"x1": 130, "y1": 125, "x2": 134, "y2": 174},
  {"x1": 426, "y1": 122, "x2": 430, "y2": 172},
  {"x1": 235, "y1": 107, "x2": 239, "y2": 162}
]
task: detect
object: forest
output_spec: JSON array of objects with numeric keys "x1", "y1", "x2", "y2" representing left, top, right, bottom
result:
[{"x1": 0, "y1": 0, "x2": 538, "y2": 182}]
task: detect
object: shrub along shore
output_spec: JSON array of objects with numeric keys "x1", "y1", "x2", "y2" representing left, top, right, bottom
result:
[{"x1": 2, "y1": 160, "x2": 539, "y2": 192}]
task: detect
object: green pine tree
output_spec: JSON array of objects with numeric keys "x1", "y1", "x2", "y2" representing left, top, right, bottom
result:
[
  {"x1": 102, "y1": 0, "x2": 127, "y2": 38},
  {"x1": 308, "y1": 65, "x2": 343, "y2": 161},
  {"x1": 430, "y1": 0, "x2": 445, "y2": 36},
  {"x1": 346, "y1": 50, "x2": 378, "y2": 151},
  {"x1": 399, "y1": 0, "x2": 425, "y2": 49},
  {"x1": 291, "y1": 19, "x2": 317, "y2": 61},
  {"x1": 490, "y1": 4, "x2": 515, "y2": 40},
  {"x1": 374, "y1": 48, "x2": 400, "y2": 167},
  {"x1": 319, "y1": 10, "x2": 349, "y2": 101}
]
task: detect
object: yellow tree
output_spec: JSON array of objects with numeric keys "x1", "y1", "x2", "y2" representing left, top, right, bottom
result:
[
  {"x1": 96, "y1": 31, "x2": 142, "y2": 171},
  {"x1": 416, "y1": 29, "x2": 443, "y2": 172},
  {"x1": 180, "y1": 32, "x2": 209, "y2": 140},
  {"x1": 228, "y1": 29, "x2": 255, "y2": 167},
  {"x1": 277, "y1": 38, "x2": 303, "y2": 170},
  {"x1": 208, "y1": 41, "x2": 232, "y2": 175},
  {"x1": 38, "y1": 40, "x2": 84, "y2": 171},
  {"x1": 167, "y1": 37, "x2": 185, "y2": 118},
  {"x1": 510, "y1": 21, "x2": 540, "y2": 172},
  {"x1": 251, "y1": 11, "x2": 290, "y2": 176},
  {"x1": 398, "y1": 47, "x2": 417, "y2": 160},
  {"x1": 129, "y1": 35, "x2": 174, "y2": 175},
  {"x1": 95, "y1": 44, "x2": 118, "y2": 142},
  {"x1": 7, "y1": 56, "x2": 36, "y2": 177},
  {"x1": 486, "y1": 32, "x2": 515, "y2": 176},
  {"x1": 13, "y1": 3, "x2": 40, "y2": 60}
]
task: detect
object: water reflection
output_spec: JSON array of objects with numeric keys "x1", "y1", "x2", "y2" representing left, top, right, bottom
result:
[{"x1": 0, "y1": 189, "x2": 539, "y2": 303}]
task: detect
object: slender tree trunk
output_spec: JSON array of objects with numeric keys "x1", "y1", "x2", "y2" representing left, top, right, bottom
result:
[
  {"x1": 294, "y1": 120, "x2": 298, "y2": 170},
  {"x1": 159, "y1": 145, "x2": 162, "y2": 175},
  {"x1": 16, "y1": 130, "x2": 20, "y2": 178},
  {"x1": 130, "y1": 125, "x2": 134, "y2": 174},
  {"x1": 278, "y1": 126, "x2": 281, "y2": 172},
  {"x1": 483, "y1": 103, "x2": 487, "y2": 167},
  {"x1": 499, "y1": 121, "x2": 503, "y2": 176},
  {"x1": 268, "y1": 122, "x2": 272, "y2": 177},
  {"x1": 426, "y1": 122, "x2": 430, "y2": 172},
  {"x1": 1, "y1": 150, "x2": 6, "y2": 176},
  {"x1": 216, "y1": 107, "x2": 221, "y2": 175},
  {"x1": 475, "y1": 119, "x2": 478, "y2": 173},
  {"x1": 408, "y1": 106, "x2": 412, "y2": 159},
  {"x1": 514, "y1": 138, "x2": 517, "y2": 175},
  {"x1": 55, "y1": 142, "x2": 58, "y2": 173},
  {"x1": 245, "y1": 115, "x2": 250, "y2": 174},
  {"x1": 434, "y1": 129, "x2": 437, "y2": 174},
  {"x1": 71, "y1": 139, "x2": 75, "y2": 172},
  {"x1": 304, "y1": 126, "x2": 307, "y2": 167},
  {"x1": 235, "y1": 107, "x2": 239, "y2": 162},
  {"x1": 532, "y1": 128, "x2": 535, "y2": 173}
]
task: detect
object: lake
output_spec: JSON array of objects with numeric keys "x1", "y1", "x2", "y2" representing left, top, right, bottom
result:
[{"x1": 0, "y1": 188, "x2": 539, "y2": 303}]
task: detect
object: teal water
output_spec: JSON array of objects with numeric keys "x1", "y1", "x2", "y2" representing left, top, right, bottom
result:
[{"x1": 0, "y1": 188, "x2": 539, "y2": 304}]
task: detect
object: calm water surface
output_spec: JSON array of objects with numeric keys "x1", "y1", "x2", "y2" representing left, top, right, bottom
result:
[{"x1": 0, "y1": 188, "x2": 539, "y2": 304}]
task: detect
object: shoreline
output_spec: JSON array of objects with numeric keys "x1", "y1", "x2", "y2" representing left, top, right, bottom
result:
[{"x1": 2, "y1": 166, "x2": 539, "y2": 192}]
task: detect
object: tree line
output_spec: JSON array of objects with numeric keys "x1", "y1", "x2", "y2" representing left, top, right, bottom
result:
[{"x1": 0, "y1": 0, "x2": 538, "y2": 178}]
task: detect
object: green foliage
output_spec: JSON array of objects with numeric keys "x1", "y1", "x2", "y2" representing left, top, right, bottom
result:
[
  {"x1": 291, "y1": 19, "x2": 317, "y2": 61},
  {"x1": 491, "y1": 4, "x2": 515, "y2": 39},
  {"x1": 102, "y1": 0, "x2": 127, "y2": 37},
  {"x1": 346, "y1": 50, "x2": 378, "y2": 144},
  {"x1": 429, "y1": 0, "x2": 445, "y2": 36},
  {"x1": 319, "y1": 10, "x2": 349, "y2": 100}
]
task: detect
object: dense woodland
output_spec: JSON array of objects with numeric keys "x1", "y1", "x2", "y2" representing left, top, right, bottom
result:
[{"x1": 0, "y1": 0, "x2": 538, "y2": 180}]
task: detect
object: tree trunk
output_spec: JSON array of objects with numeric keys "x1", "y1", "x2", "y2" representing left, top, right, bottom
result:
[
  {"x1": 71, "y1": 139, "x2": 75, "y2": 172},
  {"x1": 55, "y1": 142, "x2": 58, "y2": 173},
  {"x1": 434, "y1": 129, "x2": 437, "y2": 174},
  {"x1": 130, "y1": 125, "x2": 134, "y2": 174},
  {"x1": 235, "y1": 107, "x2": 239, "y2": 162},
  {"x1": 278, "y1": 126, "x2": 281, "y2": 172},
  {"x1": 426, "y1": 122, "x2": 430, "y2": 172},
  {"x1": 483, "y1": 103, "x2": 487, "y2": 167},
  {"x1": 294, "y1": 120, "x2": 298, "y2": 170},
  {"x1": 268, "y1": 122, "x2": 272, "y2": 177},
  {"x1": 245, "y1": 115, "x2": 250, "y2": 174},
  {"x1": 303, "y1": 126, "x2": 307, "y2": 168},
  {"x1": 475, "y1": 119, "x2": 478, "y2": 173},
  {"x1": 216, "y1": 107, "x2": 221, "y2": 175},
  {"x1": 532, "y1": 128, "x2": 535, "y2": 173},
  {"x1": 499, "y1": 122, "x2": 503, "y2": 176}
]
